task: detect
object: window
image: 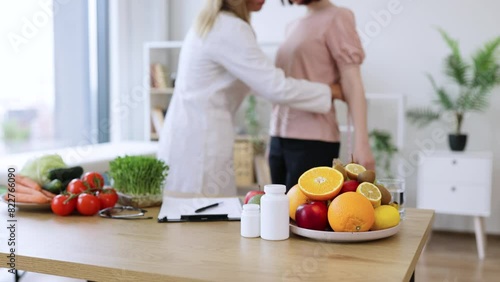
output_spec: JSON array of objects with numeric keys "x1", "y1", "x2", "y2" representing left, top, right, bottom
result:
[
  {"x1": 0, "y1": 0, "x2": 56, "y2": 154},
  {"x1": 0, "y1": 0, "x2": 109, "y2": 156}
]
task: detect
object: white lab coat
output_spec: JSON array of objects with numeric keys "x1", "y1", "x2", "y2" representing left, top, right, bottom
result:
[{"x1": 157, "y1": 12, "x2": 332, "y2": 196}]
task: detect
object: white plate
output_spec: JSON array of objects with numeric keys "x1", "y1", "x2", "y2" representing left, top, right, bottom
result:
[
  {"x1": 0, "y1": 193, "x2": 52, "y2": 211},
  {"x1": 290, "y1": 222, "x2": 401, "y2": 242}
]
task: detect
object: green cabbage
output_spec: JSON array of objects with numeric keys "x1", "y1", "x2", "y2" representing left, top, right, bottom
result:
[{"x1": 20, "y1": 154, "x2": 67, "y2": 185}]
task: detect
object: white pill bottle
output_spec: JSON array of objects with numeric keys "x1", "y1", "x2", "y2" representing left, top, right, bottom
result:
[{"x1": 260, "y1": 184, "x2": 289, "y2": 241}]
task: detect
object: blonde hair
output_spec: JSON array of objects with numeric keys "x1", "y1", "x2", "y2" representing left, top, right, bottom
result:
[{"x1": 195, "y1": 0, "x2": 250, "y2": 37}]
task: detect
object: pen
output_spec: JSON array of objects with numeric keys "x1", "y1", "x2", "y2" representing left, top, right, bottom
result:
[{"x1": 195, "y1": 202, "x2": 222, "y2": 213}]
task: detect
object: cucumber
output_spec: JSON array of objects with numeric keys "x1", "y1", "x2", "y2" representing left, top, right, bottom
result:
[
  {"x1": 48, "y1": 166, "x2": 84, "y2": 182},
  {"x1": 42, "y1": 179, "x2": 63, "y2": 194}
]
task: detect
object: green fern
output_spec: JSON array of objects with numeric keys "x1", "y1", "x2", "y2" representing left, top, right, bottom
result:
[
  {"x1": 406, "y1": 108, "x2": 441, "y2": 128},
  {"x1": 369, "y1": 130, "x2": 398, "y2": 178},
  {"x1": 407, "y1": 29, "x2": 500, "y2": 134}
]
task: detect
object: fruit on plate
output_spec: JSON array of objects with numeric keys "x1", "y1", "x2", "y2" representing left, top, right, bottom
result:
[
  {"x1": 357, "y1": 170, "x2": 376, "y2": 183},
  {"x1": 295, "y1": 201, "x2": 328, "y2": 231},
  {"x1": 244, "y1": 190, "x2": 265, "y2": 204},
  {"x1": 345, "y1": 163, "x2": 366, "y2": 180},
  {"x1": 247, "y1": 194, "x2": 264, "y2": 205},
  {"x1": 298, "y1": 166, "x2": 344, "y2": 201},
  {"x1": 328, "y1": 192, "x2": 375, "y2": 232},
  {"x1": 339, "y1": 180, "x2": 359, "y2": 195},
  {"x1": 356, "y1": 182, "x2": 382, "y2": 208},
  {"x1": 377, "y1": 184, "x2": 392, "y2": 205},
  {"x1": 371, "y1": 205, "x2": 400, "y2": 231},
  {"x1": 287, "y1": 184, "x2": 309, "y2": 221},
  {"x1": 332, "y1": 159, "x2": 348, "y2": 180}
]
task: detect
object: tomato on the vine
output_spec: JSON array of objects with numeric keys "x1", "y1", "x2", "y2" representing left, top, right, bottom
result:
[
  {"x1": 67, "y1": 179, "x2": 88, "y2": 194},
  {"x1": 96, "y1": 188, "x2": 119, "y2": 209},
  {"x1": 82, "y1": 172, "x2": 104, "y2": 190},
  {"x1": 77, "y1": 193, "x2": 101, "y2": 216},
  {"x1": 51, "y1": 194, "x2": 77, "y2": 216}
]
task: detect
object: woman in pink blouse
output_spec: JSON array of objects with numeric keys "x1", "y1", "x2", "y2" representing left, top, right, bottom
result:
[{"x1": 269, "y1": 0, "x2": 375, "y2": 191}]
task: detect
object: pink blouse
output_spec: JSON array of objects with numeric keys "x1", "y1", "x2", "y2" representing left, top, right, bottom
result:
[{"x1": 270, "y1": 6, "x2": 365, "y2": 142}]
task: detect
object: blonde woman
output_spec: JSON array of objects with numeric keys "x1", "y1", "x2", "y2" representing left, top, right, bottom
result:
[
  {"x1": 269, "y1": 0, "x2": 375, "y2": 191},
  {"x1": 158, "y1": 0, "x2": 342, "y2": 196}
]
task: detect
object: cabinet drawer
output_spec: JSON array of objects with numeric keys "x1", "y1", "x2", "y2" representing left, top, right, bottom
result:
[
  {"x1": 417, "y1": 183, "x2": 490, "y2": 216},
  {"x1": 420, "y1": 156, "x2": 490, "y2": 184}
]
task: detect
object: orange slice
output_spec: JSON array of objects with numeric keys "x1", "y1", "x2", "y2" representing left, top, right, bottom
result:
[
  {"x1": 345, "y1": 163, "x2": 366, "y2": 180},
  {"x1": 356, "y1": 182, "x2": 382, "y2": 208},
  {"x1": 298, "y1": 167, "x2": 344, "y2": 201}
]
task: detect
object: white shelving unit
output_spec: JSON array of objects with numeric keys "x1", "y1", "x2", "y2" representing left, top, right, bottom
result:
[{"x1": 143, "y1": 41, "x2": 183, "y2": 141}]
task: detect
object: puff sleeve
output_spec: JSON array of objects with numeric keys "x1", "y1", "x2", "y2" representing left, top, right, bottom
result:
[{"x1": 326, "y1": 9, "x2": 365, "y2": 67}]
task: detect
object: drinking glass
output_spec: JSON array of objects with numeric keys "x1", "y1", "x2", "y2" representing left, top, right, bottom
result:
[{"x1": 377, "y1": 178, "x2": 406, "y2": 220}]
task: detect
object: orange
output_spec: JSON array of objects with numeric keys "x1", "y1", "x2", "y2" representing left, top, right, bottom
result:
[
  {"x1": 328, "y1": 192, "x2": 375, "y2": 232},
  {"x1": 345, "y1": 163, "x2": 366, "y2": 180},
  {"x1": 356, "y1": 182, "x2": 382, "y2": 208},
  {"x1": 287, "y1": 184, "x2": 310, "y2": 221},
  {"x1": 298, "y1": 166, "x2": 344, "y2": 201}
]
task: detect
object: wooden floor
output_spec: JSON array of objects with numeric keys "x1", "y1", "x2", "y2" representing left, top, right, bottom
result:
[
  {"x1": 416, "y1": 231, "x2": 500, "y2": 282},
  {"x1": 0, "y1": 231, "x2": 499, "y2": 282}
]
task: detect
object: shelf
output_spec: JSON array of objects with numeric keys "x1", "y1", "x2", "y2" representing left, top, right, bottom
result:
[{"x1": 151, "y1": 88, "x2": 174, "y2": 95}]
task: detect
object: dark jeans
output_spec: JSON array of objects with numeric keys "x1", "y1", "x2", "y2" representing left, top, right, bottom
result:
[{"x1": 268, "y1": 137, "x2": 340, "y2": 192}]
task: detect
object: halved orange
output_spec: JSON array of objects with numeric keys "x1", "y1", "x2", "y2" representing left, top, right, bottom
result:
[
  {"x1": 345, "y1": 163, "x2": 366, "y2": 180},
  {"x1": 356, "y1": 182, "x2": 382, "y2": 208},
  {"x1": 298, "y1": 167, "x2": 344, "y2": 201}
]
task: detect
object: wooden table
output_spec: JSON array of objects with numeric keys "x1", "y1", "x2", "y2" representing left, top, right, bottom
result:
[{"x1": 0, "y1": 207, "x2": 434, "y2": 282}]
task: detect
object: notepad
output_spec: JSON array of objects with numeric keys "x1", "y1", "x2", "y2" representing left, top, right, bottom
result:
[{"x1": 158, "y1": 197, "x2": 242, "y2": 222}]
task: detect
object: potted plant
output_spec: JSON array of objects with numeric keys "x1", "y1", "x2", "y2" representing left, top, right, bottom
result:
[
  {"x1": 406, "y1": 29, "x2": 500, "y2": 151},
  {"x1": 369, "y1": 129, "x2": 398, "y2": 178},
  {"x1": 108, "y1": 155, "x2": 169, "y2": 208}
]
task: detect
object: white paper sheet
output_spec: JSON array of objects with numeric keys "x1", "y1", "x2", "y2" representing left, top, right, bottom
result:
[{"x1": 158, "y1": 197, "x2": 242, "y2": 222}]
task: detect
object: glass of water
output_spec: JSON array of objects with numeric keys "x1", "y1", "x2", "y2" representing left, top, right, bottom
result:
[{"x1": 377, "y1": 178, "x2": 406, "y2": 220}]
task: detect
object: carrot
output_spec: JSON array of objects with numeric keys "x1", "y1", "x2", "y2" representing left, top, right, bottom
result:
[
  {"x1": 12, "y1": 184, "x2": 38, "y2": 195},
  {"x1": 14, "y1": 192, "x2": 50, "y2": 204},
  {"x1": 16, "y1": 175, "x2": 42, "y2": 191},
  {"x1": 40, "y1": 189, "x2": 56, "y2": 199}
]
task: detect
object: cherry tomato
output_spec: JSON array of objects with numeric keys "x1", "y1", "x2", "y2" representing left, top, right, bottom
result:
[
  {"x1": 77, "y1": 193, "x2": 101, "y2": 216},
  {"x1": 51, "y1": 194, "x2": 77, "y2": 216},
  {"x1": 82, "y1": 172, "x2": 104, "y2": 190},
  {"x1": 96, "y1": 188, "x2": 119, "y2": 209},
  {"x1": 67, "y1": 179, "x2": 88, "y2": 194}
]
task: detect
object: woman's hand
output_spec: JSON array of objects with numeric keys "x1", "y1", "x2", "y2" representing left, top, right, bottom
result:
[
  {"x1": 353, "y1": 142, "x2": 375, "y2": 170},
  {"x1": 330, "y1": 84, "x2": 344, "y2": 101}
]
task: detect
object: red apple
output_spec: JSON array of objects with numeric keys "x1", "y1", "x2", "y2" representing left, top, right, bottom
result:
[
  {"x1": 339, "y1": 180, "x2": 360, "y2": 194},
  {"x1": 244, "y1": 190, "x2": 265, "y2": 204},
  {"x1": 295, "y1": 201, "x2": 328, "y2": 231}
]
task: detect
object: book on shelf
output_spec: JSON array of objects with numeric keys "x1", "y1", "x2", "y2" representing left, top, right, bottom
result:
[
  {"x1": 150, "y1": 63, "x2": 171, "y2": 89},
  {"x1": 151, "y1": 107, "x2": 166, "y2": 137}
]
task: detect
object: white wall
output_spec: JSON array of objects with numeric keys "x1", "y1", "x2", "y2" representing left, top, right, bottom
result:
[
  {"x1": 109, "y1": 0, "x2": 169, "y2": 142},
  {"x1": 164, "y1": 0, "x2": 500, "y2": 233}
]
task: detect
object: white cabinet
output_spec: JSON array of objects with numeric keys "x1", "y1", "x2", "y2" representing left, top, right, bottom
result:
[{"x1": 417, "y1": 151, "x2": 493, "y2": 259}]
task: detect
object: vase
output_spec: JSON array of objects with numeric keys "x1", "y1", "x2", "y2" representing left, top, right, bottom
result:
[{"x1": 448, "y1": 134, "x2": 467, "y2": 151}]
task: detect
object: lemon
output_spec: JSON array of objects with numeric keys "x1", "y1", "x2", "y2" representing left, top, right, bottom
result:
[
  {"x1": 371, "y1": 205, "x2": 400, "y2": 231},
  {"x1": 356, "y1": 182, "x2": 381, "y2": 208},
  {"x1": 345, "y1": 163, "x2": 366, "y2": 180}
]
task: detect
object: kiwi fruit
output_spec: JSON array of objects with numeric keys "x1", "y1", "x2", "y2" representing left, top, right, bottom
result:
[
  {"x1": 332, "y1": 159, "x2": 348, "y2": 180},
  {"x1": 357, "y1": 170, "x2": 376, "y2": 183},
  {"x1": 377, "y1": 184, "x2": 392, "y2": 205}
]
